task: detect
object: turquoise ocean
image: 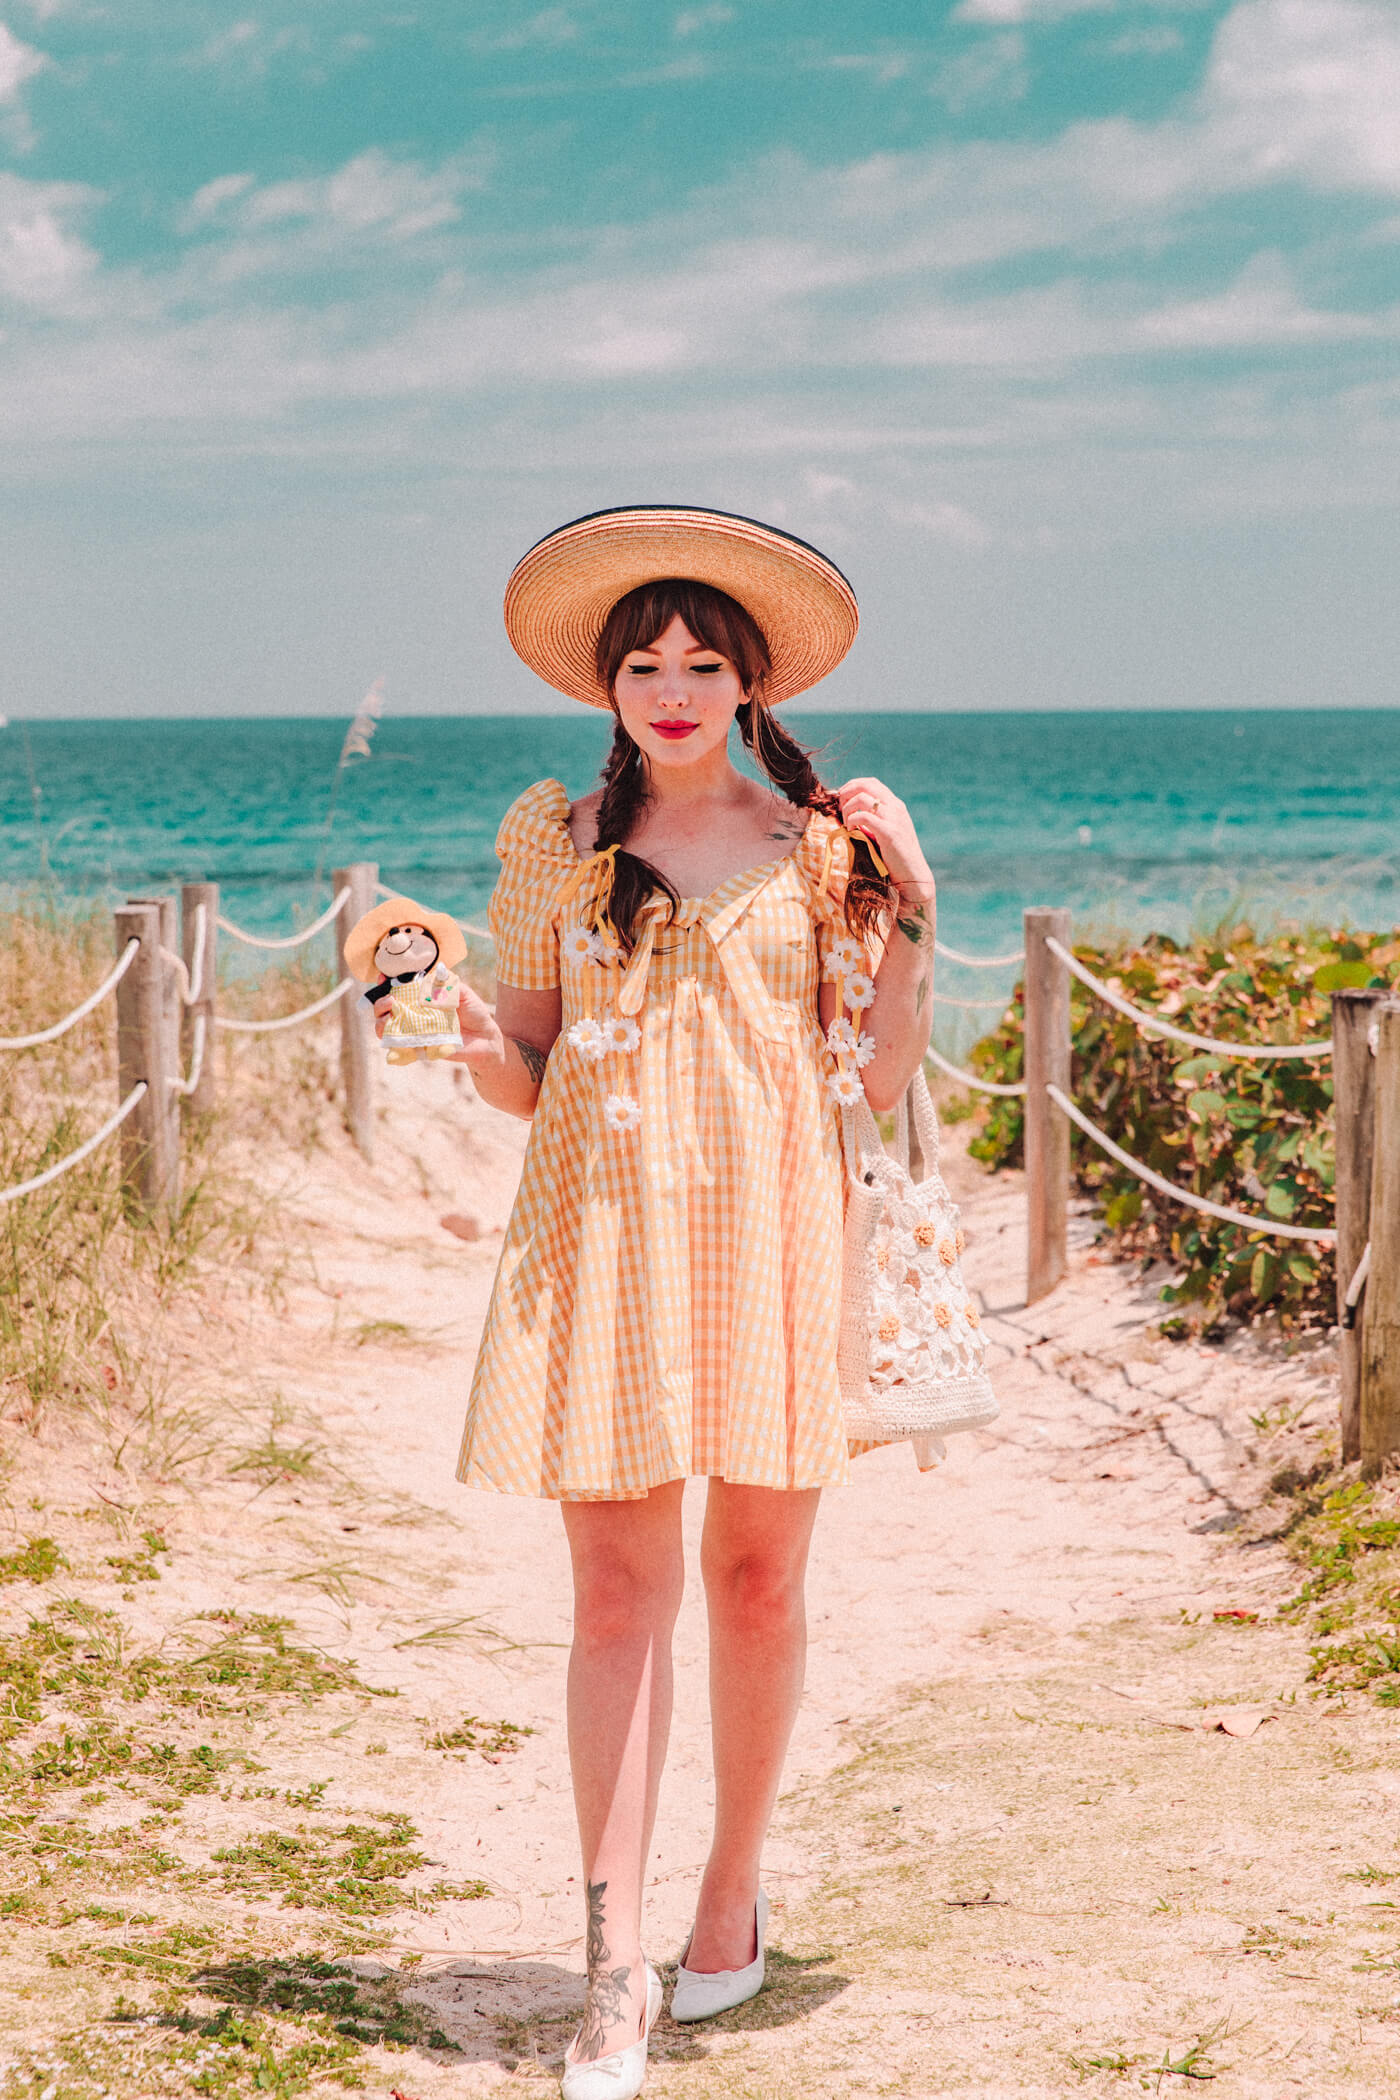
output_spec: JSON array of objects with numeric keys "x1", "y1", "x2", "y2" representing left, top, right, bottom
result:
[{"x1": 5, "y1": 712, "x2": 1398, "y2": 1042}]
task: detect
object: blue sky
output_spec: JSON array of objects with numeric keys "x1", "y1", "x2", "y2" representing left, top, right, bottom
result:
[{"x1": 0, "y1": 0, "x2": 1397, "y2": 716}]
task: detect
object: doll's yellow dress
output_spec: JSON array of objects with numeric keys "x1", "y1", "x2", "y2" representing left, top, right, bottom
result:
[
  {"x1": 456, "y1": 778, "x2": 860, "y2": 1502},
  {"x1": 382, "y1": 968, "x2": 462, "y2": 1064}
]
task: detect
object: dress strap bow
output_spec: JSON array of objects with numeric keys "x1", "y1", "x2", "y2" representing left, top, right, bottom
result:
[
  {"x1": 813, "y1": 824, "x2": 890, "y2": 910},
  {"x1": 556, "y1": 843, "x2": 622, "y2": 945}
]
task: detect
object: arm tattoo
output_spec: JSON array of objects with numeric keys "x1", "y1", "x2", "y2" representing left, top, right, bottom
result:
[
  {"x1": 896, "y1": 904, "x2": 934, "y2": 950},
  {"x1": 509, "y1": 1036, "x2": 549, "y2": 1085},
  {"x1": 897, "y1": 904, "x2": 934, "y2": 1013},
  {"x1": 576, "y1": 1879, "x2": 633, "y2": 2059}
]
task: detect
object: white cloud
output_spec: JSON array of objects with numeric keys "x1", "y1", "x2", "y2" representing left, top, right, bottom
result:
[
  {"x1": 570, "y1": 328, "x2": 690, "y2": 374},
  {"x1": 472, "y1": 8, "x2": 581, "y2": 52},
  {"x1": 1134, "y1": 251, "x2": 1382, "y2": 347},
  {"x1": 181, "y1": 17, "x2": 316, "y2": 77},
  {"x1": 674, "y1": 4, "x2": 735, "y2": 34},
  {"x1": 894, "y1": 498, "x2": 994, "y2": 546},
  {"x1": 1203, "y1": 0, "x2": 1400, "y2": 192},
  {"x1": 951, "y1": 0, "x2": 1114, "y2": 21},
  {"x1": 0, "y1": 171, "x2": 97, "y2": 309},
  {"x1": 2, "y1": 0, "x2": 1398, "y2": 478},
  {"x1": 179, "y1": 173, "x2": 257, "y2": 230},
  {"x1": 0, "y1": 22, "x2": 45, "y2": 103},
  {"x1": 177, "y1": 149, "x2": 486, "y2": 252},
  {"x1": 932, "y1": 31, "x2": 1029, "y2": 111}
]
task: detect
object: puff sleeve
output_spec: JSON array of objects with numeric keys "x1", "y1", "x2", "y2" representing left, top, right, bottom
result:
[{"x1": 488, "y1": 778, "x2": 579, "y2": 991}]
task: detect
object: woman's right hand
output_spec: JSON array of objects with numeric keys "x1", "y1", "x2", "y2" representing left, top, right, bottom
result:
[
  {"x1": 372, "y1": 991, "x2": 504, "y2": 1069},
  {"x1": 449, "y1": 983, "x2": 506, "y2": 1068}
]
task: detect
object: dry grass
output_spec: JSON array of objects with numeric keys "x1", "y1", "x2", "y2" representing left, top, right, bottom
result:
[
  {"x1": 0, "y1": 903, "x2": 353, "y2": 1447},
  {"x1": 633, "y1": 1615, "x2": 1400, "y2": 2097}
]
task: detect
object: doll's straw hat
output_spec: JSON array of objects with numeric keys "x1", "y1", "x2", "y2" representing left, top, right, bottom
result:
[
  {"x1": 503, "y1": 505, "x2": 859, "y2": 708},
  {"x1": 344, "y1": 897, "x2": 467, "y2": 983}
]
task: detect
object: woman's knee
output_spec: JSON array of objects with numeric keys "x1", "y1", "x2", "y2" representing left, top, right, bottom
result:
[
  {"x1": 704, "y1": 1547, "x2": 806, "y2": 1640},
  {"x1": 571, "y1": 1548, "x2": 683, "y2": 1651}
]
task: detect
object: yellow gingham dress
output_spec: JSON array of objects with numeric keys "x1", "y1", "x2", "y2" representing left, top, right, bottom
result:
[{"x1": 456, "y1": 777, "x2": 860, "y2": 1502}]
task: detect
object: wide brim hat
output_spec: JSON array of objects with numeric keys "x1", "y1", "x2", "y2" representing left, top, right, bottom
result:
[
  {"x1": 503, "y1": 505, "x2": 858, "y2": 708},
  {"x1": 344, "y1": 897, "x2": 467, "y2": 983}
]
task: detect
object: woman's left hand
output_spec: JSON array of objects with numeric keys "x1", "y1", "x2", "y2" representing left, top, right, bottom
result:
[{"x1": 836, "y1": 776, "x2": 934, "y2": 896}]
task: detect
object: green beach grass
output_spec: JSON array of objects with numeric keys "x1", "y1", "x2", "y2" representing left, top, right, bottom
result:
[{"x1": 957, "y1": 923, "x2": 1395, "y2": 1334}]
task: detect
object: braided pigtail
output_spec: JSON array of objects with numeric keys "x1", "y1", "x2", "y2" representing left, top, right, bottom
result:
[
  {"x1": 591, "y1": 720, "x2": 679, "y2": 951},
  {"x1": 736, "y1": 699, "x2": 892, "y2": 947}
]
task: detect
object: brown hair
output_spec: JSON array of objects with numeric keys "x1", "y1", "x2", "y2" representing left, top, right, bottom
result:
[{"x1": 590, "y1": 578, "x2": 890, "y2": 953}]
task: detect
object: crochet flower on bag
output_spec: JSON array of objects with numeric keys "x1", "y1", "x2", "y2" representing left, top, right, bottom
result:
[{"x1": 826, "y1": 1069, "x2": 863, "y2": 1107}]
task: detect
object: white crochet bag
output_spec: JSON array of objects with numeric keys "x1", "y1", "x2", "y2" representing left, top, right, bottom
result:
[{"x1": 837, "y1": 1068, "x2": 999, "y2": 1465}]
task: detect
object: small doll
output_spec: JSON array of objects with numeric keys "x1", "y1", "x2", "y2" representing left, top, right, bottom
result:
[{"x1": 344, "y1": 896, "x2": 468, "y2": 1065}]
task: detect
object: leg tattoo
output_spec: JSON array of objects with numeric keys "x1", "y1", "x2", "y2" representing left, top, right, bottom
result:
[{"x1": 575, "y1": 1879, "x2": 633, "y2": 2059}]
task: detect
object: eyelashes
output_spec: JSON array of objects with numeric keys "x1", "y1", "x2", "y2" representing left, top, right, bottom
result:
[{"x1": 623, "y1": 662, "x2": 725, "y2": 676}]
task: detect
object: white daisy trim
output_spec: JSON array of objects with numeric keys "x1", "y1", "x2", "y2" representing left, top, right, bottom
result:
[
  {"x1": 566, "y1": 1017, "x2": 608, "y2": 1063},
  {"x1": 563, "y1": 923, "x2": 607, "y2": 967}
]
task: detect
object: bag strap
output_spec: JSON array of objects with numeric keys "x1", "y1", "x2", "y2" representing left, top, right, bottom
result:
[
  {"x1": 894, "y1": 1066, "x2": 942, "y2": 1183},
  {"x1": 839, "y1": 1092, "x2": 885, "y2": 1189}
]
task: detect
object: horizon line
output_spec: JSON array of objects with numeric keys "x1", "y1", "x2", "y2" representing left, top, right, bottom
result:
[{"x1": 8, "y1": 703, "x2": 1400, "y2": 727}]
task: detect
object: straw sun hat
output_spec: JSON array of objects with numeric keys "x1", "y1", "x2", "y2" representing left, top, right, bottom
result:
[
  {"x1": 503, "y1": 506, "x2": 859, "y2": 709},
  {"x1": 343, "y1": 897, "x2": 467, "y2": 984}
]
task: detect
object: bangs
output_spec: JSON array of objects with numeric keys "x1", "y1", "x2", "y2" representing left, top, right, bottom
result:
[{"x1": 595, "y1": 579, "x2": 772, "y2": 699}]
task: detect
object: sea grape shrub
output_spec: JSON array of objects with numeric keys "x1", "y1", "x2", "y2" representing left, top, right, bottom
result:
[{"x1": 965, "y1": 927, "x2": 1398, "y2": 1332}]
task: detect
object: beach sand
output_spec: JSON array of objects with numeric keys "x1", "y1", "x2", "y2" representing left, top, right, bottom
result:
[{"x1": 4, "y1": 1044, "x2": 1397, "y2": 2096}]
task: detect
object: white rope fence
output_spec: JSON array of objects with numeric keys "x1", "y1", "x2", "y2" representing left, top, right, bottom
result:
[
  {"x1": 0, "y1": 1084, "x2": 149, "y2": 1206},
  {"x1": 169, "y1": 1015, "x2": 207, "y2": 1100},
  {"x1": 215, "y1": 977, "x2": 355, "y2": 1034},
  {"x1": 1046, "y1": 1084, "x2": 1337, "y2": 1245},
  {"x1": 1046, "y1": 938, "x2": 1333, "y2": 1062},
  {"x1": 216, "y1": 889, "x2": 350, "y2": 951},
  {"x1": 928, "y1": 1044, "x2": 1026, "y2": 1097},
  {"x1": 158, "y1": 905, "x2": 207, "y2": 1008},
  {"x1": 935, "y1": 939, "x2": 1025, "y2": 969},
  {"x1": 933, "y1": 991, "x2": 1012, "y2": 1011},
  {"x1": 0, "y1": 939, "x2": 140, "y2": 1051}
]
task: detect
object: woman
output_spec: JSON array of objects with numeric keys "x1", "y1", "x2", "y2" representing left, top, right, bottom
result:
[{"x1": 441, "y1": 508, "x2": 935, "y2": 2099}]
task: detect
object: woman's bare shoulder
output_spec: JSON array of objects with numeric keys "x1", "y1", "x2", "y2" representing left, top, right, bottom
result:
[{"x1": 568, "y1": 788, "x2": 603, "y2": 856}]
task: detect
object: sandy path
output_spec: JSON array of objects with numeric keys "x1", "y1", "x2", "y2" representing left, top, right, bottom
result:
[{"x1": 193, "y1": 1051, "x2": 1398, "y2": 2097}]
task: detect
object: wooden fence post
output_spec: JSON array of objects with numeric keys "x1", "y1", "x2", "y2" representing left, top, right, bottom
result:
[
  {"x1": 114, "y1": 901, "x2": 180, "y2": 1219},
  {"x1": 333, "y1": 862, "x2": 378, "y2": 1160},
  {"x1": 1024, "y1": 905, "x2": 1071, "y2": 1306},
  {"x1": 181, "y1": 882, "x2": 219, "y2": 1118},
  {"x1": 1332, "y1": 988, "x2": 1384, "y2": 1464},
  {"x1": 1361, "y1": 1000, "x2": 1400, "y2": 1478}
]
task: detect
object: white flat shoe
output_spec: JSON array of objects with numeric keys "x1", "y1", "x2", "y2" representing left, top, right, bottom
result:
[
  {"x1": 671, "y1": 1889, "x2": 768, "y2": 2022},
  {"x1": 561, "y1": 1963, "x2": 662, "y2": 2100}
]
